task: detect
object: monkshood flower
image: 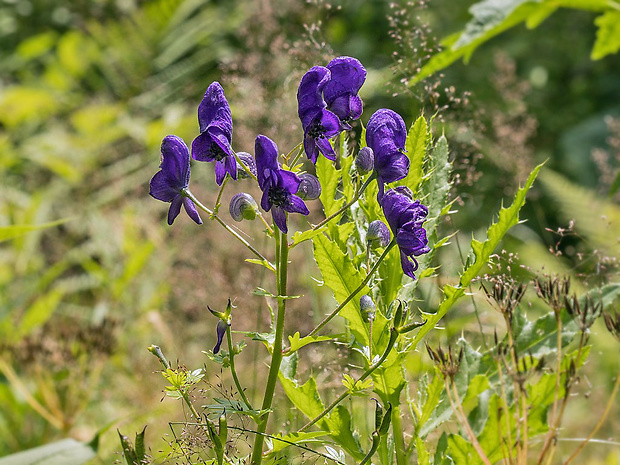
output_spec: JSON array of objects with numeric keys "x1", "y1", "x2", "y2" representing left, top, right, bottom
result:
[
  {"x1": 236, "y1": 151, "x2": 257, "y2": 179},
  {"x1": 297, "y1": 66, "x2": 341, "y2": 163},
  {"x1": 149, "y1": 135, "x2": 202, "y2": 226},
  {"x1": 213, "y1": 320, "x2": 228, "y2": 354},
  {"x1": 324, "y1": 56, "x2": 366, "y2": 125},
  {"x1": 229, "y1": 193, "x2": 259, "y2": 222},
  {"x1": 367, "y1": 219, "x2": 390, "y2": 248},
  {"x1": 382, "y1": 187, "x2": 430, "y2": 279},
  {"x1": 255, "y1": 135, "x2": 309, "y2": 233},
  {"x1": 297, "y1": 173, "x2": 322, "y2": 201},
  {"x1": 366, "y1": 109, "x2": 410, "y2": 202},
  {"x1": 191, "y1": 82, "x2": 235, "y2": 185}
]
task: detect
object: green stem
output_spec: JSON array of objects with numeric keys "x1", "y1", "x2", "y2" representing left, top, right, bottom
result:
[
  {"x1": 184, "y1": 189, "x2": 274, "y2": 269},
  {"x1": 306, "y1": 240, "x2": 396, "y2": 338},
  {"x1": 300, "y1": 327, "x2": 399, "y2": 431},
  {"x1": 391, "y1": 404, "x2": 407, "y2": 465},
  {"x1": 213, "y1": 175, "x2": 229, "y2": 214},
  {"x1": 250, "y1": 230, "x2": 289, "y2": 465},
  {"x1": 287, "y1": 142, "x2": 304, "y2": 167},
  {"x1": 312, "y1": 173, "x2": 376, "y2": 231},
  {"x1": 360, "y1": 433, "x2": 381, "y2": 465},
  {"x1": 233, "y1": 150, "x2": 259, "y2": 184},
  {"x1": 226, "y1": 326, "x2": 253, "y2": 411}
]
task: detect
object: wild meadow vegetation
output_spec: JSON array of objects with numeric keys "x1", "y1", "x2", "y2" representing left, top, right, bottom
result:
[{"x1": 0, "y1": 0, "x2": 619, "y2": 464}]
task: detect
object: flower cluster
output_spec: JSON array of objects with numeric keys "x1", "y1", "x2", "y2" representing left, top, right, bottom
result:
[{"x1": 149, "y1": 56, "x2": 430, "y2": 278}]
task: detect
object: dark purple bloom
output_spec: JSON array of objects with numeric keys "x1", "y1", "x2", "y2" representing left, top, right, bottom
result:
[
  {"x1": 213, "y1": 320, "x2": 228, "y2": 354},
  {"x1": 236, "y1": 151, "x2": 257, "y2": 179},
  {"x1": 356, "y1": 146, "x2": 374, "y2": 175},
  {"x1": 149, "y1": 135, "x2": 202, "y2": 226},
  {"x1": 255, "y1": 135, "x2": 309, "y2": 233},
  {"x1": 367, "y1": 220, "x2": 390, "y2": 248},
  {"x1": 382, "y1": 187, "x2": 430, "y2": 279},
  {"x1": 296, "y1": 173, "x2": 322, "y2": 201},
  {"x1": 324, "y1": 56, "x2": 366, "y2": 124},
  {"x1": 191, "y1": 82, "x2": 236, "y2": 185},
  {"x1": 366, "y1": 109, "x2": 410, "y2": 202},
  {"x1": 297, "y1": 66, "x2": 341, "y2": 163}
]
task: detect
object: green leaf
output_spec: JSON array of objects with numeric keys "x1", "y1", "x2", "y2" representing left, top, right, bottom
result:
[
  {"x1": 245, "y1": 258, "x2": 276, "y2": 272},
  {"x1": 0, "y1": 439, "x2": 96, "y2": 465},
  {"x1": 592, "y1": 10, "x2": 620, "y2": 59},
  {"x1": 14, "y1": 289, "x2": 64, "y2": 341},
  {"x1": 0, "y1": 219, "x2": 70, "y2": 242},
  {"x1": 316, "y1": 154, "x2": 343, "y2": 218},
  {"x1": 289, "y1": 227, "x2": 326, "y2": 249},
  {"x1": 312, "y1": 233, "x2": 371, "y2": 345},
  {"x1": 286, "y1": 331, "x2": 334, "y2": 354},
  {"x1": 397, "y1": 115, "x2": 428, "y2": 195},
  {"x1": 267, "y1": 431, "x2": 329, "y2": 454},
  {"x1": 342, "y1": 374, "x2": 373, "y2": 394}
]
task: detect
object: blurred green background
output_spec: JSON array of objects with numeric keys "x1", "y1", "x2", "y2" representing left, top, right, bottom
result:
[{"x1": 0, "y1": 0, "x2": 618, "y2": 462}]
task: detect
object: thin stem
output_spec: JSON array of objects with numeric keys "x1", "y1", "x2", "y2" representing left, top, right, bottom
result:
[
  {"x1": 391, "y1": 404, "x2": 407, "y2": 465},
  {"x1": 306, "y1": 240, "x2": 396, "y2": 338},
  {"x1": 312, "y1": 173, "x2": 376, "y2": 231},
  {"x1": 226, "y1": 326, "x2": 253, "y2": 411},
  {"x1": 250, "y1": 230, "x2": 289, "y2": 465},
  {"x1": 300, "y1": 328, "x2": 399, "y2": 432},
  {"x1": 446, "y1": 378, "x2": 492, "y2": 465},
  {"x1": 213, "y1": 175, "x2": 229, "y2": 214},
  {"x1": 233, "y1": 150, "x2": 259, "y2": 184},
  {"x1": 563, "y1": 372, "x2": 620, "y2": 464},
  {"x1": 257, "y1": 213, "x2": 275, "y2": 236},
  {"x1": 496, "y1": 358, "x2": 515, "y2": 465},
  {"x1": 287, "y1": 142, "x2": 304, "y2": 167},
  {"x1": 184, "y1": 189, "x2": 274, "y2": 269}
]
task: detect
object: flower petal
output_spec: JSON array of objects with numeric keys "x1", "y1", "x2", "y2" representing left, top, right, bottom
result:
[
  {"x1": 400, "y1": 250, "x2": 419, "y2": 279},
  {"x1": 215, "y1": 159, "x2": 227, "y2": 185},
  {"x1": 297, "y1": 66, "x2": 330, "y2": 128},
  {"x1": 198, "y1": 82, "x2": 233, "y2": 135},
  {"x1": 167, "y1": 195, "x2": 183, "y2": 225},
  {"x1": 255, "y1": 135, "x2": 280, "y2": 187},
  {"x1": 149, "y1": 170, "x2": 179, "y2": 202},
  {"x1": 271, "y1": 206, "x2": 288, "y2": 233},
  {"x1": 284, "y1": 194, "x2": 310, "y2": 215},
  {"x1": 315, "y1": 136, "x2": 336, "y2": 161},
  {"x1": 225, "y1": 150, "x2": 237, "y2": 181},
  {"x1": 183, "y1": 197, "x2": 203, "y2": 225},
  {"x1": 160, "y1": 135, "x2": 190, "y2": 188}
]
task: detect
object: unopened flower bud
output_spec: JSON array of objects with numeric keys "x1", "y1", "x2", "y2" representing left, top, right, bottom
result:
[
  {"x1": 236, "y1": 152, "x2": 257, "y2": 179},
  {"x1": 367, "y1": 220, "x2": 390, "y2": 248},
  {"x1": 297, "y1": 173, "x2": 322, "y2": 200},
  {"x1": 360, "y1": 295, "x2": 376, "y2": 323},
  {"x1": 355, "y1": 146, "x2": 374, "y2": 174},
  {"x1": 213, "y1": 320, "x2": 228, "y2": 354},
  {"x1": 229, "y1": 193, "x2": 259, "y2": 221}
]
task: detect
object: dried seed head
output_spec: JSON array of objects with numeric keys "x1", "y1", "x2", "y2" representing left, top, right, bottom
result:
[{"x1": 534, "y1": 275, "x2": 570, "y2": 312}]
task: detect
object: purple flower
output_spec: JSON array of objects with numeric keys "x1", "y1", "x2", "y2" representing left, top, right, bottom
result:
[
  {"x1": 297, "y1": 66, "x2": 341, "y2": 163},
  {"x1": 366, "y1": 109, "x2": 410, "y2": 202},
  {"x1": 191, "y1": 82, "x2": 236, "y2": 185},
  {"x1": 213, "y1": 320, "x2": 228, "y2": 354},
  {"x1": 324, "y1": 56, "x2": 366, "y2": 125},
  {"x1": 356, "y1": 146, "x2": 374, "y2": 175},
  {"x1": 382, "y1": 187, "x2": 430, "y2": 279},
  {"x1": 236, "y1": 151, "x2": 257, "y2": 179},
  {"x1": 367, "y1": 220, "x2": 390, "y2": 248},
  {"x1": 149, "y1": 135, "x2": 202, "y2": 226},
  {"x1": 255, "y1": 135, "x2": 309, "y2": 233}
]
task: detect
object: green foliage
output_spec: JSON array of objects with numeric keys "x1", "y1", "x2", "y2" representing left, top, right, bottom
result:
[{"x1": 0, "y1": 439, "x2": 96, "y2": 465}]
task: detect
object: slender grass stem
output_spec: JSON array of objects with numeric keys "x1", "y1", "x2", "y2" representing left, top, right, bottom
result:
[
  {"x1": 306, "y1": 240, "x2": 396, "y2": 338},
  {"x1": 184, "y1": 189, "x2": 274, "y2": 269},
  {"x1": 311, "y1": 173, "x2": 376, "y2": 231},
  {"x1": 250, "y1": 230, "x2": 288, "y2": 465},
  {"x1": 213, "y1": 175, "x2": 229, "y2": 213}
]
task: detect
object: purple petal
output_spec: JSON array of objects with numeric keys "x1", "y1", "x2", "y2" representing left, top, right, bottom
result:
[
  {"x1": 400, "y1": 250, "x2": 419, "y2": 279},
  {"x1": 225, "y1": 151, "x2": 237, "y2": 181},
  {"x1": 324, "y1": 56, "x2": 367, "y2": 100},
  {"x1": 297, "y1": 66, "x2": 330, "y2": 128},
  {"x1": 284, "y1": 194, "x2": 310, "y2": 215},
  {"x1": 149, "y1": 170, "x2": 178, "y2": 202},
  {"x1": 215, "y1": 159, "x2": 227, "y2": 185},
  {"x1": 375, "y1": 151, "x2": 410, "y2": 184},
  {"x1": 260, "y1": 183, "x2": 272, "y2": 211},
  {"x1": 255, "y1": 135, "x2": 280, "y2": 187},
  {"x1": 183, "y1": 197, "x2": 203, "y2": 225},
  {"x1": 366, "y1": 109, "x2": 407, "y2": 150},
  {"x1": 303, "y1": 136, "x2": 319, "y2": 164},
  {"x1": 213, "y1": 320, "x2": 228, "y2": 354},
  {"x1": 315, "y1": 136, "x2": 336, "y2": 161},
  {"x1": 349, "y1": 95, "x2": 363, "y2": 121},
  {"x1": 198, "y1": 82, "x2": 233, "y2": 136},
  {"x1": 191, "y1": 131, "x2": 216, "y2": 162},
  {"x1": 278, "y1": 170, "x2": 302, "y2": 194},
  {"x1": 271, "y1": 206, "x2": 288, "y2": 233},
  {"x1": 167, "y1": 195, "x2": 183, "y2": 225},
  {"x1": 160, "y1": 135, "x2": 190, "y2": 188}
]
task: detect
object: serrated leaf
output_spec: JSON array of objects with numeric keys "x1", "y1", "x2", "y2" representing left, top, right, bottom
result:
[
  {"x1": 316, "y1": 153, "x2": 343, "y2": 218},
  {"x1": 267, "y1": 431, "x2": 329, "y2": 454},
  {"x1": 592, "y1": 10, "x2": 620, "y2": 60},
  {"x1": 289, "y1": 227, "x2": 326, "y2": 248},
  {"x1": 286, "y1": 331, "x2": 334, "y2": 354}
]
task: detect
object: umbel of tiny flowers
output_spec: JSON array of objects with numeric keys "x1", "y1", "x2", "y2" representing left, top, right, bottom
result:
[
  {"x1": 297, "y1": 66, "x2": 341, "y2": 163},
  {"x1": 382, "y1": 187, "x2": 430, "y2": 279},
  {"x1": 149, "y1": 135, "x2": 202, "y2": 225},
  {"x1": 366, "y1": 109, "x2": 410, "y2": 203},
  {"x1": 296, "y1": 173, "x2": 322, "y2": 201},
  {"x1": 255, "y1": 134, "x2": 309, "y2": 233},
  {"x1": 367, "y1": 219, "x2": 391, "y2": 248},
  {"x1": 229, "y1": 192, "x2": 259, "y2": 222},
  {"x1": 191, "y1": 82, "x2": 236, "y2": 185},
  {"x1": 323, "y1": 56, "x2": 367, "y2": 126}
]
